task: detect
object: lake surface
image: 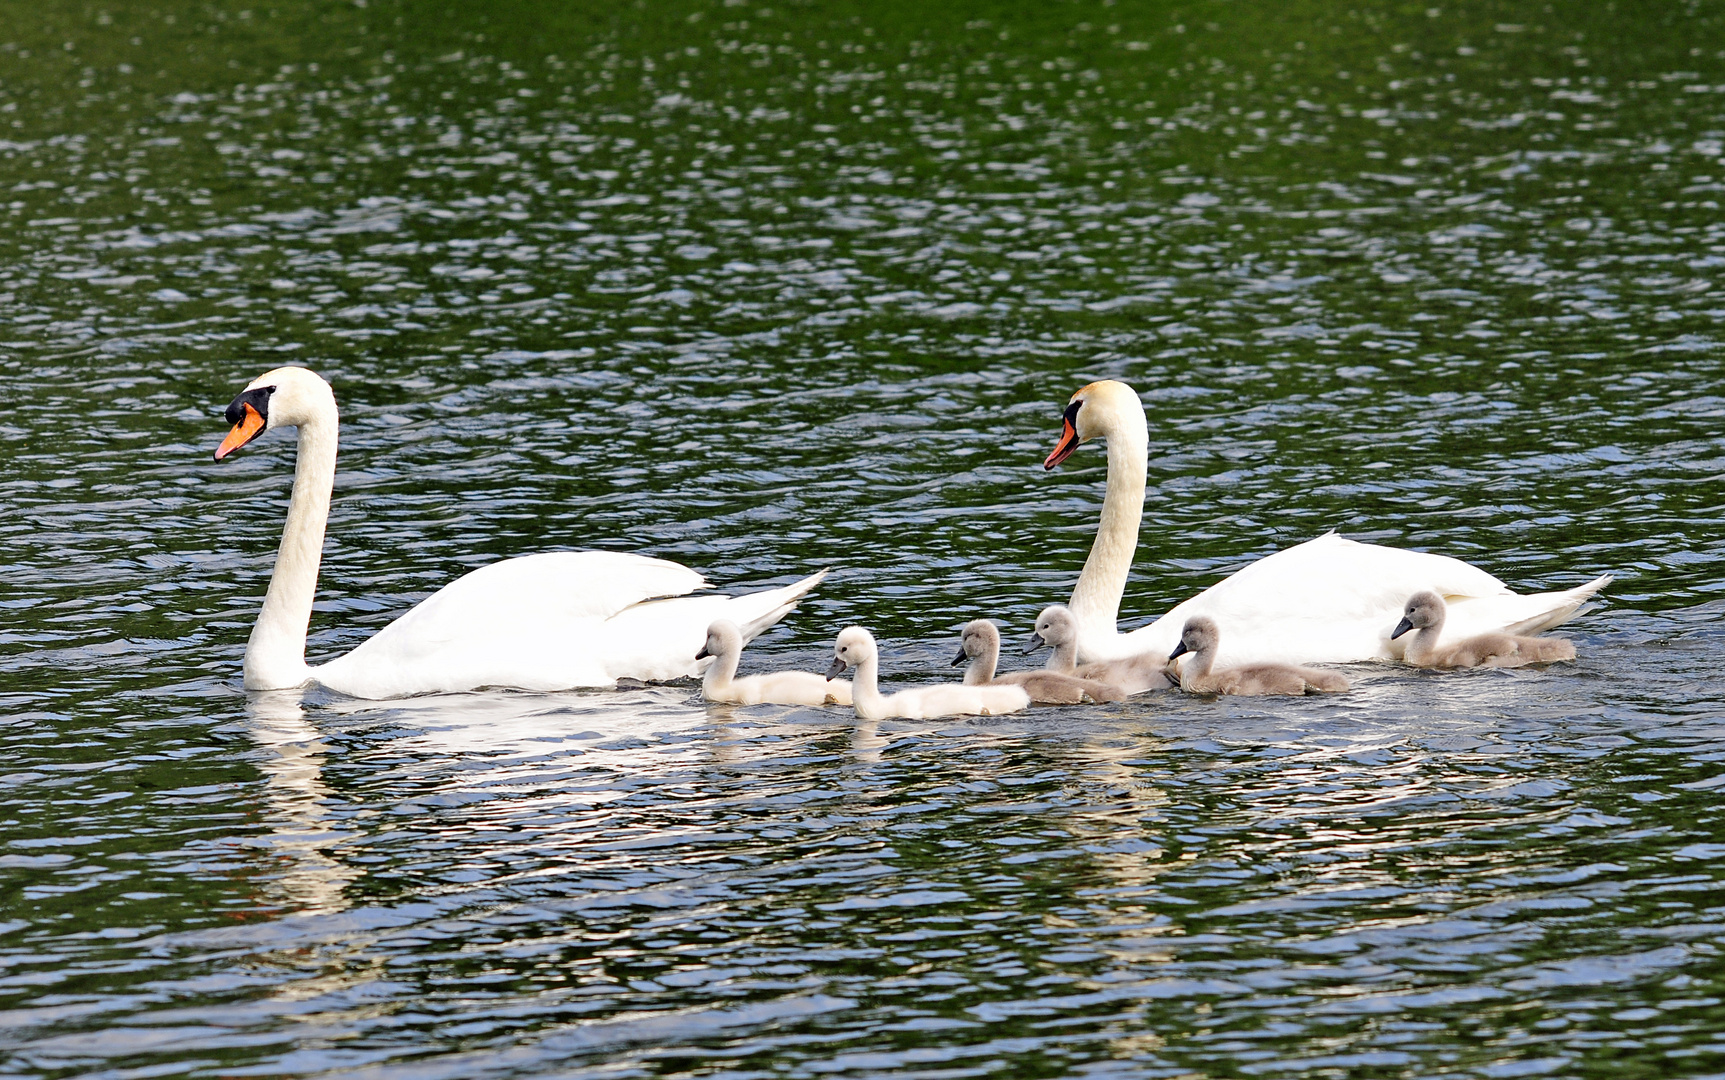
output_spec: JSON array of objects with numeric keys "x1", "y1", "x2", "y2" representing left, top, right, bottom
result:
[{"x1": 4, "y1": 0, "x2": 1725, "y2": 1075}]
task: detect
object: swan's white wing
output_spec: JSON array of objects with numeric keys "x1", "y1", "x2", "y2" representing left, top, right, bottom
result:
[
  {"x1": 1093, "y1": 534, "x2": 1607, "y2": 667},
  {"x1": 403, "y1": 550, "x2": 711, "y2": 627},
  {"x1": 1445, "y1": 575, "x2": 1612, "y2": 639},
  {"x1": 575, "y1": 569, "x2": 830, "y2": 684},
  {"x1": 313, "y1": 557, "x2": 825, "y2": 698}
]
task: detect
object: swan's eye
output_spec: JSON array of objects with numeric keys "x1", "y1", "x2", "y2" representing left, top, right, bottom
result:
[
  {"x1": 225, "y1": 385, "x2": 275, "y2": 426},
  {"x1": 1063, "y1": 399, "x2": 1082, "y2": 426}
]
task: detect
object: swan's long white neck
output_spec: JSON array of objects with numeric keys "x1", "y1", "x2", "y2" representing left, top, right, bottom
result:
[
  {"x1": 1067, "y1": 413, "x2": 1148, "y2": 635},
  {"x1": 850, "y1": 654, "x2": 889, "y2": 721},
  {"x1": 244, "y1": 414, "x2": 337, "y2": 691}
]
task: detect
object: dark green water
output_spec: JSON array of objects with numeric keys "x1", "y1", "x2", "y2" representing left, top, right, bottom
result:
[{"x1": 3, "y1": 0, "x2": 1725, "y2": 1075}]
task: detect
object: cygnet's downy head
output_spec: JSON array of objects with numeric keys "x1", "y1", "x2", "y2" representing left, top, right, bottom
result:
[
  {"x1": 828, "y1": 626, "x2": 876, "y2": 680},
  {"x1": 1391, "y1": 591, "x2": 1445, "y2": 640},
  {"x1": 953, "y1": 619, "x2": 1000, "y2": 666},
  {"x1": 1043, "y1": 379, "x2": 1146, "y2": 470},
  {"x1": 695, "y1": 619, "x2": 742, "y2": 662},
  {"x1": 1168, "y1": 616, "x2": 1220, "y2": 660},
  {"x1": 214, "y1": 366, "x2": 338, "y2": 461},
  {"x1": 1026, "y1": 604, "x2": 1078, "y2": 653}
]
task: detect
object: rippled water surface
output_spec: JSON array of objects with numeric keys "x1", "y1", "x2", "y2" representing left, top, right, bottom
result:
[{"x1": 4, "y1": 0, "x2": 1725, "y2": 1075}]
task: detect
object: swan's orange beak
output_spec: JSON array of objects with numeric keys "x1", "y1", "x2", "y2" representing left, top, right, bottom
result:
[
  {"x1": 215, "y1": 403, "x2": 266, "y2": 461},
  {"x1": 1043, "y1": 418, "x2": 1080, "y2": 470},
  {"x1": 1044, "y1": 399, "x2": 1084, "y2": 470}
]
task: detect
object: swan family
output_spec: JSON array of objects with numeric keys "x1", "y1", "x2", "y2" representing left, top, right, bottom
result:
[{"x1": 212, "y1": 368, "x2": 1605, "y2": 710}]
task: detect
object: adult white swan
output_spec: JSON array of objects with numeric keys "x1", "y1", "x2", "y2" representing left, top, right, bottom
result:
[
  {"x1": 1042, "y1": 380, "x2": 1612, "y2": 667},
  {"x1": 214, "y1": 366, "x2": 826, "y2": 698}
]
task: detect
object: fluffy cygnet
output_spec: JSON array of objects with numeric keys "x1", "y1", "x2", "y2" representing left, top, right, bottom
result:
[
  {"x1": 1392, "y1": 591, "x2": 1577, "y2": 669},
  {"x1": 828, "y1": 626, "x2": 1029, "y2": 721},
  {"x1": 954, "y1": 619, "x2": 1123, "y2": 705},
  {"x1": 1168, "y1": 616, "x2": 1350, "y2": 696},
  {"x1": 697, "y1": 620, "x2": 852, "y2": 706},
  {"x1": 1027, "y1": 605, "x2": 1174, "y2": 694}
]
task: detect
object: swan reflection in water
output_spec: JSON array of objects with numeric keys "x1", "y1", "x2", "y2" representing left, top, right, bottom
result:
[
  {"x1": 238, "y1": 681, "x2": 1191, "y2": 926},
  {"x1": 241, "y1": 686, "x2": 725, "y2": 913},
  {"x1": 244, "y1": 689, "x2": 363, "y2": 915}
]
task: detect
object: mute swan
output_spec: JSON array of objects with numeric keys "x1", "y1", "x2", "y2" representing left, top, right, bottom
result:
[
  {"x1": 827, "y1": 627, "x2": 1030, "y2": 720},
  {"x1": 1169, "y1": 616, "x2": 1350, "y2": 696},
  {"x1": 213, "y1": 366, "x2": 827, "y2": 697},
  {"x1": 1043, "y1": 379, "x2": 1612, "y2": 667},
  {"x1": 954, "y1": 619, "x2": 1123, "y2": 705},
  {"x1": 697, "y1": 620, "x2": 853, "y2": 706},
  {"x1": 1391, "y1": 591, "x2": 1577, "y2": 669},
  {"x1": 1026, "y1": 605, "x2": 1174, "y2": 694}
]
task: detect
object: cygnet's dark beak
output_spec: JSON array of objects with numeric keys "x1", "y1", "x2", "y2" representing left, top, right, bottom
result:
[
  {"x1": 1024, "y1": 632, "x2": 1047, "y2": 654},
  {"x1": 951, "y1": 645, "x2": 969, "y2": 667},
  {"x1": 1390, "y1": 617, "x2": 1413, "y2": 640},
  {"x1": 1168, "y1": 641, "x2": 1191, "y2": 660},
  {"x1": 695, "y1": 646, "x2": 711, "y2": 661},
  {"x1": 826, "y1": 656, "x2": 847, "y2": 680}
]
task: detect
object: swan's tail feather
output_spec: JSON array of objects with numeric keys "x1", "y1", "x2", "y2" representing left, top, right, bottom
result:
[
  {"x1": 1502, "y1": 574, "x2": 1613, "y2": 636},
  {"x1": 731, "y1": 568, "x2": 831, "y2": 643}
]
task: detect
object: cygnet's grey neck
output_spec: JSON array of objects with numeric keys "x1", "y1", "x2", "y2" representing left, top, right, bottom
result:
[{"x1": 960, "y1": 623, "x2": 1001, "y2": 685}]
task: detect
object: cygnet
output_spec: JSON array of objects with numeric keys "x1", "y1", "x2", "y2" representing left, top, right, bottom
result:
[
  {"x1": 1026, "y1": 604, "x2": 1174, "y2": 693},
  {"x1": 1168, "y1": 616, "x2": 1350, "y2": 696},
  {"x1": 954, "y1": 619, "x2": 1123, "y2": 705},
  {"x1": 1392, "y1": 591, "x2": 1577, "y2": 669},
  {"x1": 827, "y1": 626, "x2": 1030, "y2": 720},
  {"x1": 697, "y1": 620, "x2": 852, "y2": 706}
]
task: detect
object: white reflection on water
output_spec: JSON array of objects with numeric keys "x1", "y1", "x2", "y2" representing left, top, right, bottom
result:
[
  {"x1": 246, "y1": 690, "x2": 361, "y2": 916},
  {"x1": 321, "y1": 684, "x2": 714, "y2": 753}
]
